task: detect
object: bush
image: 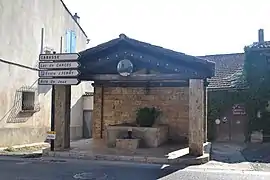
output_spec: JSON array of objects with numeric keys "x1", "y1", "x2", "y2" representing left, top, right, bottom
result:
[{"x1": 136, "y1": 107, "x2": 161, "y2": 127}]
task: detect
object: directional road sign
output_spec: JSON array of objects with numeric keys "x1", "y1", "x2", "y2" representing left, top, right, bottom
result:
[
  {"x1": 39, "y1": 61, "x2": 80, "y2": 69},
  {"x1": 39, "y1": 70, "x2": 80, "y2": 77},
  {"x1": 39, "y1": 53, "x2": 80, "y2": 61},
  {"x1": 38, "y1": 78, "x2": 80, "y2": 85}
]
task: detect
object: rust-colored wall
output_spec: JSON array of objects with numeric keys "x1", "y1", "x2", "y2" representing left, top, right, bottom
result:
[{"x1": 93, "y1": 86, "x2": 189, "y2": 142}]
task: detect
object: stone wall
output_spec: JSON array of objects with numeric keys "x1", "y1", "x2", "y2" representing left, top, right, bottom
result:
[{"x1": 93, "y1": 87, "x2": 189, "y2": 142}]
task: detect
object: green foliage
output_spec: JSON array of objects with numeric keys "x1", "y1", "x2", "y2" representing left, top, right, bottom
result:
[
  {"x1": 136, "y1": 107, "x2": 161, "y2": 127},
  {"x1": 208, "y1": 48, "x2": 270, "y2": 139},
  {"x1": 244, "y1": 49, "x2": 270, "y2": 133}
]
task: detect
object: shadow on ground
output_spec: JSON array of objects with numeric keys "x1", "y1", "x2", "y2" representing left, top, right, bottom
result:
[
  {"x1": 241, "y1": 143, "x2": 270, "y2": 163},
  {"x1": 211, "y1": 142, "x2": 270, "y2": 163}
]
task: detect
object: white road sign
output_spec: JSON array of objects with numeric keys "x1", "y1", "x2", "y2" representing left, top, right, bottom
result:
[
  {"x1": 39, "y1": 53, "x2": 80, "y2": 61},
  {"x1": 46, "y1": 131, "x2": 56, "y2": 140},
  {"x1": 39, "y1": 70, "x2": 80, "y2": 77},
  {"x1": 39, "y1": 61, "x2": 80, "y2": 69},
  {"x1": 38, "y1": 78, "x2": 80, "y2": 85}
]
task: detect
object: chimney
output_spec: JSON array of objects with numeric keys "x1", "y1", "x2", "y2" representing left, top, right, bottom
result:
[
  {"x1": 73, "y1": 13, "x2": 80, "y2": 24},
  {"x1": 258, "y1": 29, "x2": 264, "y2": 43}
]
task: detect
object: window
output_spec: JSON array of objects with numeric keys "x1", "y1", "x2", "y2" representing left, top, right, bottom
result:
[
  {"x1": 21, "y1": 91, "x2": 35, "y2": 111},
  {"x1": 65, "y1": 30, "x2": 76, "y2": 53},
  {"x1": 70, "y1": 31, "x2": 76, "y2": 53}
]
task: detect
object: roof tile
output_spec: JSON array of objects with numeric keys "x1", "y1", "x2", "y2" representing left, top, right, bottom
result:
[
  {"x1": 198, "y1": 53, "x2": 245, "y2": 89},
  {"x1": 246, "y1": 41, "x2": 270, "y2": 49}
]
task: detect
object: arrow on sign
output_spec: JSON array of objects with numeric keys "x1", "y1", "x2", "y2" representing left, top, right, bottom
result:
[
  {"x1": 38, "y1": 78, "x2": 80, "y2": 85},
  {"x1": 39, "y1": 70, "x2": 80, "y2": 77},
  {"x1": 39, "y1": 53, "x2": 80, "y2": 61},
  {"x1": 39, "y1": 61, "x2": 81, "y2": 69}
]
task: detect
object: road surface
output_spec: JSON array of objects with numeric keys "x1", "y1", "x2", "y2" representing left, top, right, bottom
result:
[{"x1": 0, "y1": 156, "x2": 269, "y2": 180}]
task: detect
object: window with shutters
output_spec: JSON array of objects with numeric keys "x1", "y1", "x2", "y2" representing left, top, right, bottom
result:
[
  {"x1": 70, "y1": 31, "x2": 77, "y2": 53},
  {"x1": 65, "y1": 30, "x2": 76, "y2": 53}
]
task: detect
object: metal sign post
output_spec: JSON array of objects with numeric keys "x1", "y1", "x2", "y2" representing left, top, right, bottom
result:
[
  {"x1": 39, "y1": 61, "x2": 80, "y2": 69},
  {"x1": 38, "y1": 78, "x2": 80, "y2": 85},
  {"x1": 38, "y1": 53, "x2": 81, "y2": 85},
  {"x1": 38, "y1": 53, "x2": 80, "y2": 151},
  {"x1": 50, "y1": 85, "x2": 55, "y2": 151}
]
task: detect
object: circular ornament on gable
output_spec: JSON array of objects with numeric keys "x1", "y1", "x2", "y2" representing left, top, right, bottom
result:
[{"x1": 117, "y1": 59, "x2": 133, "y2": 76}]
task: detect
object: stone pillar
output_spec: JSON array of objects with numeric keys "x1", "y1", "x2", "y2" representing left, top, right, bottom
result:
[
  {"x1": 204, "y1": 85, "x2": 208, "y2": 142},
  {"x1": 54, "y1": 85, "x2": 71, "y2": 150},
  {"x1": 189, "y1": 79, "x2": 204, "y2": 156},
  {"x1": 92, "y1": 86, "x2": 102, "y2": 139}
]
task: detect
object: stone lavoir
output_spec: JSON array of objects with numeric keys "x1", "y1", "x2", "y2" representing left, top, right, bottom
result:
[
  {"x1": 53, "y1": 34, "x2": 215, "y2": 157},
  {"x1": 95, "y1": 87, "x2": 188, "y2": 142}
]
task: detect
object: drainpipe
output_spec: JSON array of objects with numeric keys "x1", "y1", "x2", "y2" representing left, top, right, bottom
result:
[{"x1": 40, "y1": 28, "x2": 44, "y2": 54}]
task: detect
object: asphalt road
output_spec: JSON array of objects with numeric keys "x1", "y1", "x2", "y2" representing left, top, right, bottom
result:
[{"x1": 0, "y1": 156, "x2": 270, "y2": 180}]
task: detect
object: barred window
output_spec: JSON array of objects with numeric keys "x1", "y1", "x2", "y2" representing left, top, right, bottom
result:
[{"x1": 21, "y1": 91, "x2": 35, "y2": 111}]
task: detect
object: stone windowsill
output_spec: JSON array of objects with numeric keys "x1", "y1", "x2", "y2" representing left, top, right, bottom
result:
[{"x1": 19, "y1": 109, "x2": 37, "y2": 113}]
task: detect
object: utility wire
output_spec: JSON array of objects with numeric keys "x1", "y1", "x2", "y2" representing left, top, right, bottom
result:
[{"x1": 0, "y1": 58, "x2": 39, "y2": 71}]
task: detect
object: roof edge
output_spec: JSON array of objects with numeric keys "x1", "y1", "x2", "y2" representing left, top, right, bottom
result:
[
  {"x1": 198, "y1": 52, "x2": 244, "y2": 57},
  {"x1": 60, "y1": 0, "x2": 88, "y2": 38},
  {"x1": 207, "y1": 87, "x2": 248, "y2": 91}
]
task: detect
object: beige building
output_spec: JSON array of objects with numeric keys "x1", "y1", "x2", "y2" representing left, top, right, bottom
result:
[{"x1": 0, "y1": 0, "x2": 92, "y2": 146}]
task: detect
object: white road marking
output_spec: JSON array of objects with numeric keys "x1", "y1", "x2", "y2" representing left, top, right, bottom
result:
[
  {"x1": 16, "y1": 162, "x2": 31, "y2": 165},
  {"x1": 182, "y1": 167, "x2": 270, "y2": 175}
]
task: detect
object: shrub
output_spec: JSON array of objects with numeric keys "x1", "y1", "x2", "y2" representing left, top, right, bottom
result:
[{"x1": 136, "y1": 107, "x2": 161, "y2": 127}]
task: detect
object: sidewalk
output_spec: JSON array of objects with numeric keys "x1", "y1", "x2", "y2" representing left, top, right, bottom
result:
[
  {"x1": 209, "y1": 142, "x2": 254, "y2": 171},
  {"x1": 0, "y1": 142, "x2": 49, "y2": 157},
  {"x1": 43, "y1": 139, "x2": 211, "y2": 165}
]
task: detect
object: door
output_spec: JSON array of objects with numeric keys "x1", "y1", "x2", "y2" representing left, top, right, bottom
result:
[
  {"x1": 215, "y1": 104, "x2": 247, "y2": 142},
  {"x1": 83, "y1": 110, "x2": 92, "y2": 138}
]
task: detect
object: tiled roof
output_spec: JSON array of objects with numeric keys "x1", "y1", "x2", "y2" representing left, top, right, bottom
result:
[
  {"x1": 245, "y1": 41, "x2": 270, "y2": 49},
  {"x1": 198, "y1": 53, "x2": 246, "y2": 89}
]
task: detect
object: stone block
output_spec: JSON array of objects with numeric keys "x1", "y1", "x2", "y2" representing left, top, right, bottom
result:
[
  {"x1": 250, "y1": 131, "x2": 263, "y2": 143},
  {"x1": 106, "y1": 125, "x2": 168, "y2": 148},
  {"x1": 116, "y1": 139, "x2": 140, "y2": 150}
]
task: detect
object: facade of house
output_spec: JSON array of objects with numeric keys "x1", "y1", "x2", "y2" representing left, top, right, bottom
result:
[
  {"x1": 199, "y1": 53, "x2": 247, "y2": 142},
  {"x1": 0, "y1": 0, "x2": 92, "y2": 146},
  {"x1": 243, "y1": 30, "x2": 270, "y2": 137},
  {"x1": 200, "y1": 30, "x2": 267, "y2": 142}
]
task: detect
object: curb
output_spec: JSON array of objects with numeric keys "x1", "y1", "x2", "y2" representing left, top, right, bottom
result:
[
  {"x1": 42, "y1": 148, "x2": 210, "y2": 166},
  {"x1": 0, "y1": 142, "x2": 49, "y2": 151}
]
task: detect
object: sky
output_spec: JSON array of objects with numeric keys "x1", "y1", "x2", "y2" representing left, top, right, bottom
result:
[{"x1": 63, "y1": 0, "x2": 270, "y2": 55}]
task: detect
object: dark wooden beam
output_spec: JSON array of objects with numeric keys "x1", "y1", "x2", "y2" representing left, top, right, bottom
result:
[
  {"x1": 92, "y1": 81, "x2": 189, "y2": 87},
  {"x1": 83, "y1": 73, "x2": 206, "y2": 81}
]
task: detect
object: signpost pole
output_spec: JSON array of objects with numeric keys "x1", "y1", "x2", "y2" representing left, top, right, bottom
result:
[
  {"x1": 50, "y1": 85, "x2": 55, "y2": 151},
  {"x1": 50, "y1": 51, "x2": 56, "y2": 151},
  {"x1": 38, "y1": 52, "x2": 80, "y2": 151}
]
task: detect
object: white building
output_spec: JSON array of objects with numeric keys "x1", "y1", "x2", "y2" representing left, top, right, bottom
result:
[{"x1": 0, "y1": 0, "x2": 93, "y2": 146}]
